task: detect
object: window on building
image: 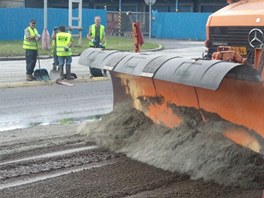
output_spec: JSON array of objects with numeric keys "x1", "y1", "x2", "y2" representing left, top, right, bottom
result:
[
  {"x1": 152, "y1": 6, "x2": 170, "y2": 12},
  {"x1": 179, "y1": 5, "x2": 193, "y2": 12},
  {"x1": 200, "y1": 5, "x2": 225, "y2": 12}
]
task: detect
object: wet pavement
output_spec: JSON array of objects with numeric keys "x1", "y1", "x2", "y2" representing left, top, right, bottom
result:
[{"x1": 0, "y1": 80, "x2": 113, "y2": 131}]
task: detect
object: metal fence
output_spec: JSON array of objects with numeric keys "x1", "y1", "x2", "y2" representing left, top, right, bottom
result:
[
  {"x1": 1, "y1": 8, "x2": 210, "y2": 41},
  {"x1": 151, "y1": 12, "x2": 211, "y2": 40},
  {"x1": 0, "y1": 8, "x2": 106, "y2": 40},
  {"x1": 106, "y1": 11, "x2": 210, "y2": 41},
  {"x1": 106, "y1": 11, "x2": 149, "y2": 37}
]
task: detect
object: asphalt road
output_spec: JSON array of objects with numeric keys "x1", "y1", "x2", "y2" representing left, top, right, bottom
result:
[
  {"x1": 0, "y1": 40, "x2": 263, "y2": 197},
  {"x1": 0, "y1": 80, "x2": 113, "y2": 131}
]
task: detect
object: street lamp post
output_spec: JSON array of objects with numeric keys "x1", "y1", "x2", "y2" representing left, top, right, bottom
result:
[
  {"x1": 118, "y1": 0, "x2": 122, "y2": 36},
  {"x1": 42, "y1": 0, "x2": 50, "y2": 50},
  {"x1": 144, "y1": 0, "x2": 156, "y2": 39},
  {"x1": 119, "y1": 0, "x2": 122, "y2": 11},
  {"x1": 176, "y1": 0, "x2": 179, "y2": 12},
  {"x1": 44, "y1": 0, "x2": 47, "y2": 29}
]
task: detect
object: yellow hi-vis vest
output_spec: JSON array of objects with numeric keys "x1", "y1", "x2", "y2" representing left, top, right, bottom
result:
[
  {"x1": 51, "y1": 40, "x2": 56, "y2": 55},
  {"x1": 56, "y1": 32, "x2": 72, "y2": 56},
  {"x1": 23, "y1": 27, "x2": 39, "y2": 50},
  {"x1": 89, "y1": 24, "x2": 105, "y2": 47}
]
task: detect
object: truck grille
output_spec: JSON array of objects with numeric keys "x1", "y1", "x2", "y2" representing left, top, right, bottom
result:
[
  {"x1": 208, "y1": 26, "x2": 264, "y2": 64},
  {"x1": 209, "y1": 26, "x2": 264, "y2": 53}
]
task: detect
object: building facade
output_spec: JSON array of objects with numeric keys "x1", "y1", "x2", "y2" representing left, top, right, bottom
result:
[
  {"x1": 0, "y1": 0, "x2": 24, "y2": 7},
  {"x1": 2, "y1": 0, "x2": 228, "y2": 13}
]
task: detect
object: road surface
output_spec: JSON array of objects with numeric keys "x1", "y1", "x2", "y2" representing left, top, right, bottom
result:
[
  {"x1": 0, "y1": 80, "x2": 113, "y2": 131},
  {"x1": 0, "y1": 41, "x2": 263, "y2": 197}
]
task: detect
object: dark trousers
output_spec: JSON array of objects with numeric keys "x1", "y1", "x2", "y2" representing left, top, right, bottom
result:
[
  {"x1": 25, "y1": 49, "x2": 37, "y2": 75},
  {"x1": 89, "y1": 45, "x2": 106, "y2": 77}
]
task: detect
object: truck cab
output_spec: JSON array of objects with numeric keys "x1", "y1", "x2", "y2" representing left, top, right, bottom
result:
[{"x1": 205, "y1": 0, "x2": 264, "y2": 66}]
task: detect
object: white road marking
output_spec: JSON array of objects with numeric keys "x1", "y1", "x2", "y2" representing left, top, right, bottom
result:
[
  {"x1": 0, "y1": 145, "x2": 98, "y2": 166},
  {"x1": 0, "y1": 161, "x2": 115, "y2": 190}
]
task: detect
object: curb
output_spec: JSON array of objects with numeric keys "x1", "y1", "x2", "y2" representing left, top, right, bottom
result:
[
  {"x1": 141, "y1": 44, "x2": 163, "y2": 52},
  {"x1": 0, "y1": 56, "x2": 52, "y2": 61},
  {"x1": 0, "y1": 54, "x2": 81, "y2": 61},
  {"x1": 0, "y1": 77, "x2": 110, "y2": 89}
]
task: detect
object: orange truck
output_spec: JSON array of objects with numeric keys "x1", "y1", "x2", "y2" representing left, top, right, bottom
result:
[
  {"x1": 205, "y1": 0, "x2": 264, "y2": 75},
  {"x1": 79, "y1": 0, "x2": 264, "y2": 155}
]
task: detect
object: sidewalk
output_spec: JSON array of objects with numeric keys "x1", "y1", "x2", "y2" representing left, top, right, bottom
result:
[{"x1": 0, "y1": 56, "x2": 92, "y2": 88}]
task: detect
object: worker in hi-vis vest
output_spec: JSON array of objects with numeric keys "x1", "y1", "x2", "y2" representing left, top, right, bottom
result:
[
  {"x1": 56, "y1": 25, "x2": 74, "y2": 80},
  {"x1": 23, "y1": 19, "x2": 41, "y2": 81},
  {"x1": 87, "y1": 16, "x2": 106, "y2": 48},
  {"x1": 87, "y1": 16, "x2": 107, "y2": 77},
  {"x1": 51, "y1": 26, "x2": 59, "y2": 71}
]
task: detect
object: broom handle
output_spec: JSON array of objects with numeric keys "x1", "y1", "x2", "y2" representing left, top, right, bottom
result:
[{"x1": 35, "y1": 40, "x2": 41, "y2": 70}]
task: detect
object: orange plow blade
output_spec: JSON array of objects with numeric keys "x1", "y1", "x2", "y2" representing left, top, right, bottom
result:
[{"x1": 79, "y1": 48, "x2": 264, "y2": 155}]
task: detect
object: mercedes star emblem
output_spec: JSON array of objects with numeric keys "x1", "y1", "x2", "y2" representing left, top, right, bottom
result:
[{"x1": 248, "y1": 28, "x2": 264, "y2": 48}]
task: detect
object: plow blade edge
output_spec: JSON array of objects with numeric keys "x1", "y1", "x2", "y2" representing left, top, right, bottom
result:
[{"x1": 79, "y1": 49, "x2": 264, "y2": 154}]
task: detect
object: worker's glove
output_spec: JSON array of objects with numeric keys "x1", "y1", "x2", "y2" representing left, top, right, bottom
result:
[
  {"x1": 64, "y1": 47, "x2": 69, "y2": 52},
  {"x1": 93, "y1": 39, "x2": 99, "y2": 45},
  {"x1": 35, "y1": 35, "x2": 41, "y2": 41}
]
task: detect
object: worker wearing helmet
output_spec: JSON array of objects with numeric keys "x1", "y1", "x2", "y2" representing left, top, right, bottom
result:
[
  {"x1": 56, "y1": 25, "x2": 74, "y2": 80},
  {"x1": 23, "y1": 19, "x2": 41, "y2": 81}
]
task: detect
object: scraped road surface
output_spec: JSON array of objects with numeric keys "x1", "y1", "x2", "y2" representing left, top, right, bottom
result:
[{"x1": 0, "y1": 124, "x2": 262, "y2": 198}]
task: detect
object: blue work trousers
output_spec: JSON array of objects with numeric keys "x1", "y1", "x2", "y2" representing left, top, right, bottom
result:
[
  {"x1": 58, "y1": 56, "x2": 72, "y2": 67},
  {"x1": 25, "y1": 49, "x2": 38, "y2": 75}
]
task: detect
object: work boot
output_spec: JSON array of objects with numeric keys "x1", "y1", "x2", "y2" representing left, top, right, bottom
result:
[
  {"x1": 66, "y1": 65, "x2": 74, "y2": 80},
  {"x1": 52, "y1": 64, "x2": 57, "y2": 71},
  {"x1": 31, "y1": 74, "x2": 36, "y2": 80},
  {"x1": 59, "y1": 65, "x2": 64, "y2": 80},
  {"x1": 102, "y1": 69, "x2": 107, "y2": 77},
  {"x1": 26, "y1": 74, "x2": 35, "y2": 81}
]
